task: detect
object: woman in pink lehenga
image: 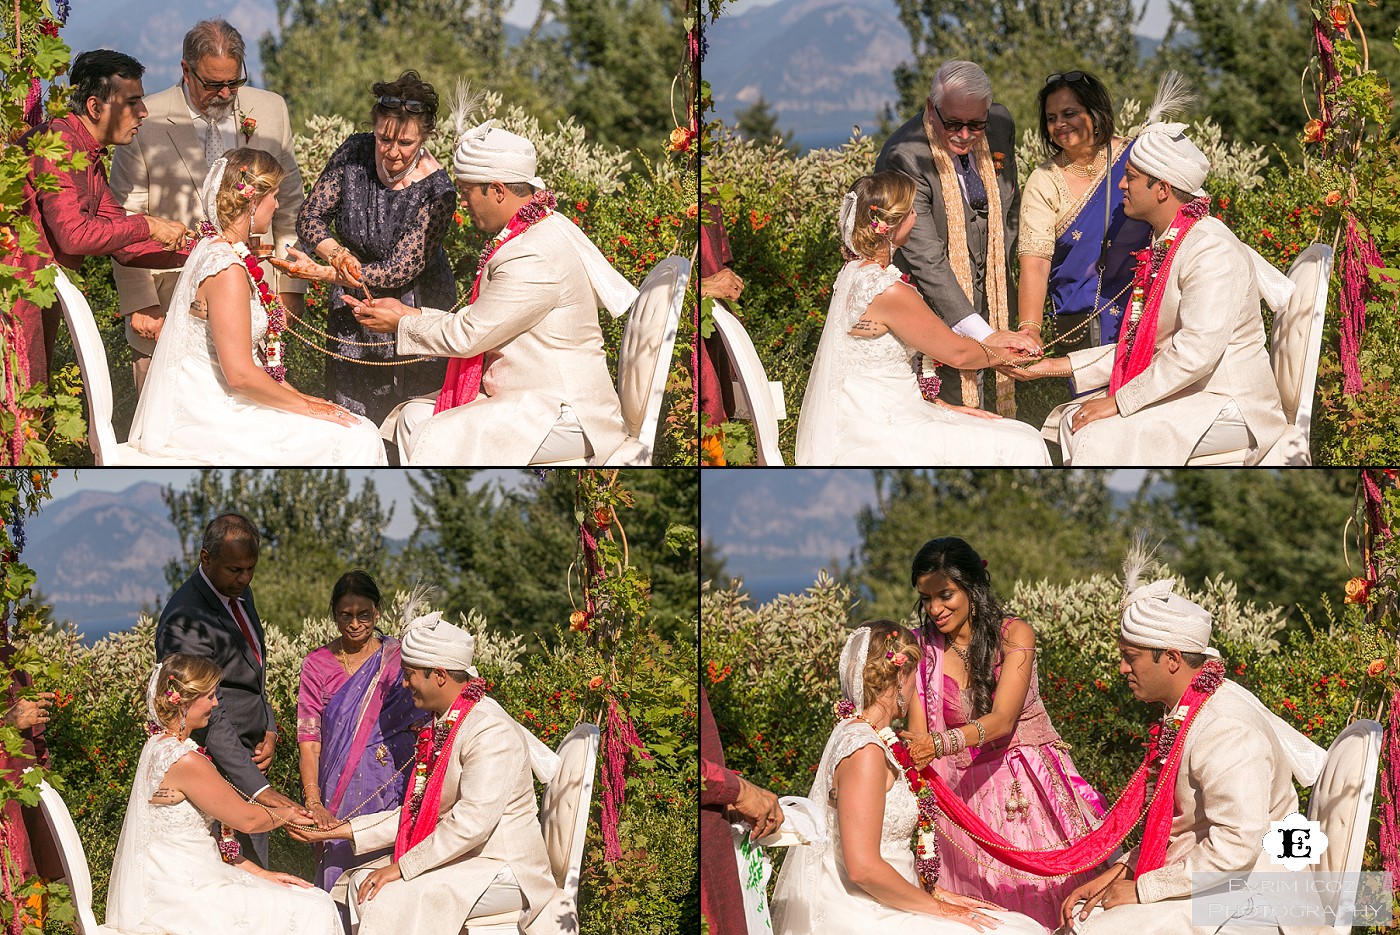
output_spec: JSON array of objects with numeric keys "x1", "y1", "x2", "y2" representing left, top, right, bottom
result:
[{"x1": 901, "y1": 537, "x2": 1109, "y2": 930}]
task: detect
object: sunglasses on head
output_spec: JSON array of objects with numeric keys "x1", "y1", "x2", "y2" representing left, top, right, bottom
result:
[
  {"x1": 932, "y1": 103, "x2": 988, "y2": 134},
  {"x1": 376, "y1": 96, "x2": 426, "y2": 114},
  {"x1": 1045, "y1": 71, "x2": 1087, "y2": 86}
]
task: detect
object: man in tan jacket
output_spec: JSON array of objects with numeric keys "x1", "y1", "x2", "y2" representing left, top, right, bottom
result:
[
  {"x1": 1060, "y1": 552, "x2": 1326, "y2": 935},
  {"x1": 1009, "y1": 122, "x2": 1291, "y2": 464},
  {"x1": 347, "y1": 122, "x2": 635, "y2": 465},
  {"x1": 109, "y1": 18, "x2": 305, "y2": 394},
  {"x1": 293, "y1": 612, "x2": 569, "y2": 935}
]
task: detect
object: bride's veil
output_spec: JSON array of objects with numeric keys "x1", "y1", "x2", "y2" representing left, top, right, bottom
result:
[
  {"x1": 794, "y1": 192, "x2": 864, "y2": 466},
  {"x1": 104, "y1": 665, "x2": 172, "y2": 930},
  {"x1": 769, "y1": 626, "x2": 873, "y2": 931},
  {"x1": 127, "y1": 157, "x2": 242, "y2": 453}
]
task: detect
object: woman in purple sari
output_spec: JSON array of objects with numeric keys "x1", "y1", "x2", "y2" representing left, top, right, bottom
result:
[
  {"x1": 296, "y1": 571, "x2": 425, "y2": 893},
  {"x1": 1017, "y1": 71, "x2": 1152, "y2": 359}
]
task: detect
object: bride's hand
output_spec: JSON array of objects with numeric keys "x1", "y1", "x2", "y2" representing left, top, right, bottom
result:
[
  {"x1": 302, "y1": 396, "x2": 358, "y2": 427},
  {"x1": 261, "y1": 870, "x2": 316, "y2": 889},
  {"x1": 267, "y1": 247, "x2": 334, "y2": 283},
  {"x1": 939, "y1": 403, "x2": 1003, "y2": 421},
  {"x1": 932, "y1": 889, "x2": 1005, "y2": 931}
]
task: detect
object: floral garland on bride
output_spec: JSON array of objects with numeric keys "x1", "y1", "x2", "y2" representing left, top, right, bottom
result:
[
  {"x1": 197, "y1": 221, "x2": 288, "y2": 382},
  {"x1": 834, "y1": 698, "x2": 942, "y2": 891}
]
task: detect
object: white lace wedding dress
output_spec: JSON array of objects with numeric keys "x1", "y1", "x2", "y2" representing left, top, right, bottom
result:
[
  {"x1": 126, "y1": 237, "x2": 387, "y2": 465},
  {"x1": 795, "y1": 261, "x2": 1051, "y2": 465},
  {"x1": 105, "y1": 734, "x2": 341, "y2": 935},
  {"x1": 771, "y1": 718, "x2": 1046, "y2": 935}
]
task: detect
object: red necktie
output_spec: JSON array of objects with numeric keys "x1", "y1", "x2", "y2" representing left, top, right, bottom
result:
[{"x1": 229, "y1": 599, "x2": 262, "y2": 666}]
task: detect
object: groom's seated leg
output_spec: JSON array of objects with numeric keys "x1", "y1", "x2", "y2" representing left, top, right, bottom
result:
[
  {"x1": 394, "y1": 397, "x2": 439, "y2": 460},
  {"x1": 529, "y1": 405, "x2": 593, "y2": 463},
  {"x1": 1186, "y1": 400, "x2": 1252, "y2": 458}
]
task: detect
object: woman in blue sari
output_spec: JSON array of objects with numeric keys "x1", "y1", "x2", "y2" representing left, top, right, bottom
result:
[
  {"x1": 296, "y1": 571, "x2": 425, "y2": 894},
  {"x1": 1017, "y1": 71, "x2": 1152, "y2": 359}
]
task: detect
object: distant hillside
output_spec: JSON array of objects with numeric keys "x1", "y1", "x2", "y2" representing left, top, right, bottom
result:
[
  {"x1": 706, "y1": 0, "x2": 1167, "y2": 151},
  {"x1": 25, "y1": 482, "x2": 181, "y2": 627}
]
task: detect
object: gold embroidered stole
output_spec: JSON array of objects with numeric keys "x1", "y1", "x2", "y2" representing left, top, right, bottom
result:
[{"x1": 921, "y1": 105, "x2": 1015, "y2": 416}]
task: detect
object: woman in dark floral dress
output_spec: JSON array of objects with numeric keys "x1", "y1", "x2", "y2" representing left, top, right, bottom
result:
[{"x1": 293, "y1": 71, "x2": 454, "y2": 425}]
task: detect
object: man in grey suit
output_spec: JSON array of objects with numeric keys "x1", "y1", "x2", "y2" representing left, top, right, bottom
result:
[
  {"x1": 876, "y1": 60, "x2": 1039, "y2": 409},
  {"x1": 155, "y1": 511, "x2": 308, "y2": 867}
]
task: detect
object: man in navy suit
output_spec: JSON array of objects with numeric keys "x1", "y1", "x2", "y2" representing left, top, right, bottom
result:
[{"x1": 155, "y1": 511, "x2": 307, "y2": 867}]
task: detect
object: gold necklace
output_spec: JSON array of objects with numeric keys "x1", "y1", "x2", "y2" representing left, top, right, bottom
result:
[
  {"x1": 334, "y1": 635, "x2": 380, "y2": 673},
  {"x1": 948, "y1": 641, "x2": 972, "y2": 667},
  {"x1": 1061, "y1": 148, "x2": 1106, "y2": 178}
]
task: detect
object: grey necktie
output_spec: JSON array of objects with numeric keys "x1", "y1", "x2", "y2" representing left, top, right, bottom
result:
[{"x1": 203, "y1": 114, "x2": 226, "y2": 167}]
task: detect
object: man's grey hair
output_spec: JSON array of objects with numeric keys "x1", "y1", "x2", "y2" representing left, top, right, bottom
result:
[
  {"x1": 929, "y1": 60, "x2": 993, "y2": 110},
  {"x1": 183, "y1": 19, "x2": 246, "y2": 68},
  {"x1": 201, "y1": 512, "x2": 260, "y2": 558}
]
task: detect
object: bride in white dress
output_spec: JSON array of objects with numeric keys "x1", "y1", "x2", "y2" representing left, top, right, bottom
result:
[
  {"x1": 105, "y1": 653, "x2": 340, "y2": 935},
  {"x1": 795, "y1": 173, "x2": 1051, "y2": 465},
  {"x1": 771, "y1": 622, "x2": 1047, "y2": 934},
  {"x1": 126, "y1": 150, "x2": 387, "y2": 464}
]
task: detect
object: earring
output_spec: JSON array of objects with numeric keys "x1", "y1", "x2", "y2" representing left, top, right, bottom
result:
[
  {"x1": 178, "y1": 710, "x2": 187, "y2": 739},
  {"x1": 897, "y1": 689, "x2": 907, "y2": 715}
]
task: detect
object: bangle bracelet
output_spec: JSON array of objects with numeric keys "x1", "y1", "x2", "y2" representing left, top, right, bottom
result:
[
  {"x1": 1019, "y1": 322, "x2": 1042, "y2": 332},
  {"x1": 932, "y1": 732, "x2": 944, "y2": 758},
  {"x1": 970, "y1": 719, "x2": 987, "y2": 746}
]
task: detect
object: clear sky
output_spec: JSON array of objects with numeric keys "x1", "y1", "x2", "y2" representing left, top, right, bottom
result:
[
  {"x1": 47, "y1": 469, "x2": 522, "y2": 540},
  {"x1": 723, "y1": 0, "x2": 1172, "y2": 40}
]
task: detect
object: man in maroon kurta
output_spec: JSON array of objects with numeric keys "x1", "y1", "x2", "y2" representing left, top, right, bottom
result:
[
  {"x1": 700, "y1": 686, "x2": 784, "y2": 934},
  {"x1": 7, "y1": 49, "x2": 188, "y2": 387},
  {"x1": 698, "y1": 203, "x2": 742, "y2": 430}
]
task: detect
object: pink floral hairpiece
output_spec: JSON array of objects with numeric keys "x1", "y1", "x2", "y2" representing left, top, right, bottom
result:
[
  {"x1": 165, "y1": 688, "x2": 183, "y2": 704},
  {"x1": 233, "y1": 168, "x2": 255, "y2": 200},
  {"x1": 884, "y1": 632, "x2": 907, "y2": 666},
  {"x1": 869, "y1": 205, "x2": 890, "y2": 236}
]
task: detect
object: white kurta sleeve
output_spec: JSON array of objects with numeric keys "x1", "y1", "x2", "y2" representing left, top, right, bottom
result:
[
  {"x1": 1133, "y1": 714, "x2": 1274, "y2": 902},
  {"x1": 395, "y1": 714, "x2": 524, "y2": 881},
  {"x1": 1113, "y1": 234, "x2": 1246, "y2": 417},
  {"x1": 395, "y1": 247, "x2": 563, "y2": 359}
]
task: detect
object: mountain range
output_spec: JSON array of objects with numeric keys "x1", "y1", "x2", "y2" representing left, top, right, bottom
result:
[
  {"x1": 705, "y1": 0, "x2": 1165, "y2": 151},
  {"x1": 23, "y1": 482, "x2": 181, "y2": 632}
]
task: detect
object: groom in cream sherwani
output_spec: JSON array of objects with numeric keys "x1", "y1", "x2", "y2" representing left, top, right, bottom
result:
[
  {"x1": 1009, "y1": 121, "x2": 1292, "y2": 464},
  {"x1": 347, "y1": 122, "x2": 636, "y2": 465},
  {"x1": 292, "y1": 612, "x2": 570, "y2": 935},
  {"x1": 1059, "y1": 561, "x2": 1326, "y2": 935},
  {"x1": 110, "y1": 18, "x2": 305, "y2": 395}
]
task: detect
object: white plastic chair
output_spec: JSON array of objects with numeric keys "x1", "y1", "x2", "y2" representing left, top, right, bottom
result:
[
  {"x1": 463, "y1": 723, "x2": 599, "y2": 934},
  {"x1": 1304, "y1": 719, "x2": 1383, "y2": 934},
  {"x1": 1187, "y1": 244, "x2": 1332, "y2": 466},
  {"x1": 51, "y1": 266, "x2": 204, "y2": 465},
  {"x1": 31, "y1": 776, "x2": 120, "y2": 934},
  {"x1": 512, "y1": 256, "x2": 689, "y2": 467},
  {"x1": 709, "y1": 300, "x2": 786, "y2": 465}
]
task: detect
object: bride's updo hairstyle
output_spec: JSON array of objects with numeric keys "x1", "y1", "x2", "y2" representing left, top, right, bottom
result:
[
  {"x1": 151, "y1": 653, "x2": 222, "y2": 728},
  {"x1": 214, "y1": 147, "x2": 286, "y2": 230},
  {"x1": 847, "y1": 172, "x2": 915, "y2": 260},
  {"x1": 859, "y1": 618, "x2": 921, "y2": 710}
]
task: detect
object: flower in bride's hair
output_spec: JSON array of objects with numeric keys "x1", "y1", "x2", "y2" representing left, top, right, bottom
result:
[
  {"x1": 164, "y1": 689, "x2": 182, "y2": 704},
  {"x1": 887, "y1": 651, "x2": 908, "y2": 667}
]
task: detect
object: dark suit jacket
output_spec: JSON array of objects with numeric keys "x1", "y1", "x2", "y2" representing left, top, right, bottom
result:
[
  {"x1": 875, "y1": 103, "x2": 1021, "y2": 330},
  {"x1": 155, "y1": 570, "x2": 274, "y2": 798}
]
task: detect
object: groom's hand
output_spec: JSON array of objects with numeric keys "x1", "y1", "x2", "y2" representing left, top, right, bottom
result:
[
  {"x1": 255, "y1": 787, "x2": 313, "y2": 821},
  {"x1": 730, "y1": 776, "x2": 784, "y2": 841},
  {"x1": 1061, "y1": 864, "x2": 1129, "y2": 927},
  {"x1": 357, "y1": 862, "x2": 403, "y2": 902},
  {"x1": 287, "y1": 819, "x2": 351, "y2": 844},
  {"x1": 1070, "y1": 396, "x2": 1120, "y2": 434},
  {"x1": 253, "y1": 730, "x2": 277, "y2": 771},
  {"x1": 346, "y1": 294, "x2": 419, "y2": 333}
]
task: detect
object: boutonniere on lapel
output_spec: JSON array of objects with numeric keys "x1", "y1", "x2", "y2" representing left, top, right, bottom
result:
[
  {"x1": 237, "y1": 107, "x2": 256, "y2": 144},
  {"x1": 992, "y1": 151, "x2": 1006, "y2": 173}
]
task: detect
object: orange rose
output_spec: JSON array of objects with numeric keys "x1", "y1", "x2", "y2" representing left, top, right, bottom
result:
[
  {"x1": 1344, "y1": 576, "x2": 1372, "y2": 605},
  {"x1": 1303, "y1": 119, "x2": 1325, "y2": 144},
  {"x1": 1329, "y1": 4, "x2": 1349, "y2": 30},
  {"x1": 1324, "y1": 190, "x2": 1342, "y2": 206},
  {"x1": 588, "y1": 675, "x2": 604, "y2": 690},
  {"x1": 668, "y1": 127, "x2": 694, "y2": 152},
  {"x1": 1367, "y1": 659, "x2": 1388, "y2": 677},
  {"x1": 594, "y1": 507, "x2": 612, "y2": 527},
  {"x1": 569, "y1": 610, "x2": 590, "y2": 632},
  {"x1": 685, "y1": 202, "x2": 699, "y2": 219}
]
